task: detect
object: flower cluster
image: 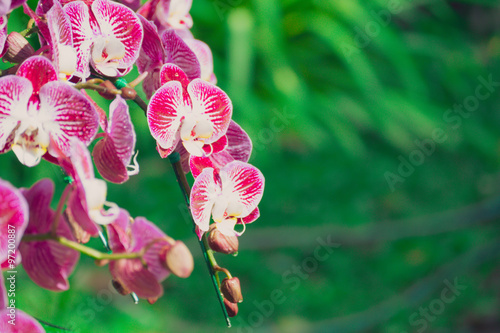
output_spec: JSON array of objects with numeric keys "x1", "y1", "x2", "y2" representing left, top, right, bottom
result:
[{"x1": 0, "y1": 0, "x2": 264, "y2": 328}]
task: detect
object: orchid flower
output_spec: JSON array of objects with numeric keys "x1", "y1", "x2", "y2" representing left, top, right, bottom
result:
[
  {"x1": 107, "y1": 209, "x2": 193, "y2": 301},
  {"x1": 147, "y1": 65, "x2": 232, "y2": 157},
  {"x1": 0, "y1": 275, "x2": 44, "y2": 332},
  {"x1": 63, "y1": 0, "x2": 143, "y2": 78},
  {"x1": 0, "y1": 178, "x2": 28, "y2": 267},
  {"x1": 0, "y1": 16, "x2": 7, "y2": 57},
  {"x1": 138, "y1": 0, "x2": 192, "y2": 34},
  {"x1": 136, "y1": 18, "x2": 200, "y2": 99},
  {"x1": 19, "y1": 179, "x2": 80, "y2": 291},
  {"x1": 0, "y1": 56, "x2": 99, "y2": 167},
  {"x1": 190, "y1": 161, "x2": 264, "y2": 238},
  {"x1": 90, "y1": 95, "x2": 139, "y2": 184}
]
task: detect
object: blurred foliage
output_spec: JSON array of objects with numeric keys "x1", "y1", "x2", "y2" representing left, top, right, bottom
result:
[{"x1": 1, "y1": 0, "x2": 500, "y2": 332}]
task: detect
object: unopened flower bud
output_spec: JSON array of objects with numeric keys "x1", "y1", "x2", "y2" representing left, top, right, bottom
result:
[
  {"x1": 3, "y1": 32, "x2": 35, "y2": 63},
  {"x1": 208, "y1": 228, "x2": 238, "y2": 254},
  {"x1": 162, "y1": 241, "x2": 194, "y2": 278},
  {"x1": 221, "y1": 277, "x2": 243, "y2": 303},
  {"x1": 111, "y1": 279, "x2": 130, "y2": 295},
  {"x1": 223, "y1": 298, "x2": 238, "y2": 317},
  {"x1": 121, "y1": 87, "x2": 137, "y2": 100},
  {"x1": 98, "y1": 80, "x2": 118, "y2": 100}
]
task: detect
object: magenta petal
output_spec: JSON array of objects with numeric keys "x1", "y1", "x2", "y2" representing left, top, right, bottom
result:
[
  {"x1": 0, "y1": 179, "x2": 28, "y2": 264},
  {"x1": 19, "y1": 231, "x2": 80, "y2": 291},
  {"x1": 161, "y1": 29, "x2": 200, "y2": 80},
  {"x1": 147, "y1": 80, "x2": 186, "y2": 152},
  {"x1": 106, "y1": 208, "x2": 132, "y2": 252},
  {"x1": 19, "y1": 179, "x2": 54, "y2": 233},
  {"x1": 220, "y1": 161, "x2": 264, "y2": 217},
  {"x1": 187, "y1": 79, "x2": 232, "y2": 144},
  {"x1": 108, "y1": 96, "x2": 135, "y2": 165},
  {"x1": 190, "y1": 167, "x2": 217, "y2": 236},
  {"x1": 17, "y1": 55, "x2": 58, "y2": 96},
  {"x1": 0, "y1": 76, "x2": 32, "y2": 153},
  {"x1": 136, "y1": 15, "x2": 164, "y2": 75},
  {"x1": 142, "y1": 68, "x2": 161, "y2": 100},
  {"x1": 159, "y1": 63, "x2": 190, "y2": 89},
  {"x1": 189, "y1": 150, "x2": 233, "y2": 179},
  {"x1": 93, "y1": 96, "x2": 135, "y2": 183},
  {"x1": 92, "y1": 0, "x2": 144, "y2": 68},
  {"x1": 93, "y1": 137, "x2": 129, "y2": 183},
  {"x1": 226, "y1": 120, "x2": 252, "y2": 163},
  {"x1": 39, "y1": 82, "x2": 99, "y2": 157},
  {"x1": 130, "y1": 217, "x2": 170, "y2": 282},
  {"x1": 184, "y1": 38, "x2": 216, "y2": 83},
  {"x1": 109, "y1": 259, "x2": 163, "y2": 299},
  {"x1": 0, "y1": 309, "x2": 45, "y2": 333}
]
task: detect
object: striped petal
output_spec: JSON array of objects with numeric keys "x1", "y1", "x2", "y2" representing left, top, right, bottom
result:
[
  {"x1": 189, "y1": 167, "x2": 218, "y2": 237},
  {"x1": 39, "y1": 81, "x2": 99, "y2": 158},
  {"x1": 219, "y1": 161, "x2": 264, "y2": 218},
  {"x1": 187, "y1": 79, "x2": 232, "y2": 145},
  {"x1": 0, "y1": 75, "x2": 32, "y2": 153},
  {"x1": 147, "y1": 80, "x2": 188, "y2": 154},
  {"x1": 64, "y1": 0, "x2": 95, "y2": 79},
  {"x1": 17, "y1": 56, "x2": 57, "y2": 97},
  {"x1": 161, "y1": 29, "x2": 200, "y2": 80},
  {"x1": 93, "y1": 96, "x2": 136, "y2": 183},
  {"x1": 225, "y1": 120, "x2": 252, "y2": 163},
  {"x1": 136, "y1": 15, "x2": 164, "y2": 75},
  {"x1": 91, "y1": 0, "x2": 143, "y2": 76}
]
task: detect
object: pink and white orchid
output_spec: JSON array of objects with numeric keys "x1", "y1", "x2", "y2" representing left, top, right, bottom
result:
[
  {"x1": 64, "y1": 0, "x2": 143, "y2": 78},
  {"x1": 190, "y1": 161, "x2": 264, "y2": 238},
  {"x1": 91, "y1": 95, "x2": 138, "y2": 184},
  {"x1": 147, "y1": 65, "x2": 232, "y2": 157},
  {"x1": 0, "y1": 56, "x2": 99, "y2": 167},
  {"x1": 19, "y1": 179, "x2": 80, "y2": 291}
]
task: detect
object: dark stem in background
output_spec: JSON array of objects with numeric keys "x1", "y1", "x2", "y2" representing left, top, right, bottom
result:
[{"x1": 168, "y1": 152, "x2": 232, "y2": 327}]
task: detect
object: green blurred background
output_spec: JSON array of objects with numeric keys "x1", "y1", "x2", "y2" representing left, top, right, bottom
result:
[{"x1": 2, "y1": 0, "x2": 500, "y2": 332}]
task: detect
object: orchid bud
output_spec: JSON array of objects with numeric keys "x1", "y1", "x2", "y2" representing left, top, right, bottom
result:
[
  {"x1": 208, "y1": 228, "x2": 239, "y2": 254},
  {"x1": 221, "y1": 277, "x2": 243, "y2": 303},
  {"x1": 121, "y1": 87, "x2": 137, "y2": 100},
  {"x1": 3, "y1": 32, "x2": 35, "y2": 63},
  {"x1": 112, "y1": 279, "x2": 130, "y2": 295},
  {"x1": 162, "y1": 241, "x2": 194, "y2": 278},
  {"x1": 223, "y1": 298, "x2": 238, "y2": 317}
]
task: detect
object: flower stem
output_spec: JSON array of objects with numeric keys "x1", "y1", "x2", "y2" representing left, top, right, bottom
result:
[
  {"x1": 168, "y1": 152, "x2": 232, "y2": 327},
  {"x1": 22, "y1": 234, "x2": 141, "y2": 260}
]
